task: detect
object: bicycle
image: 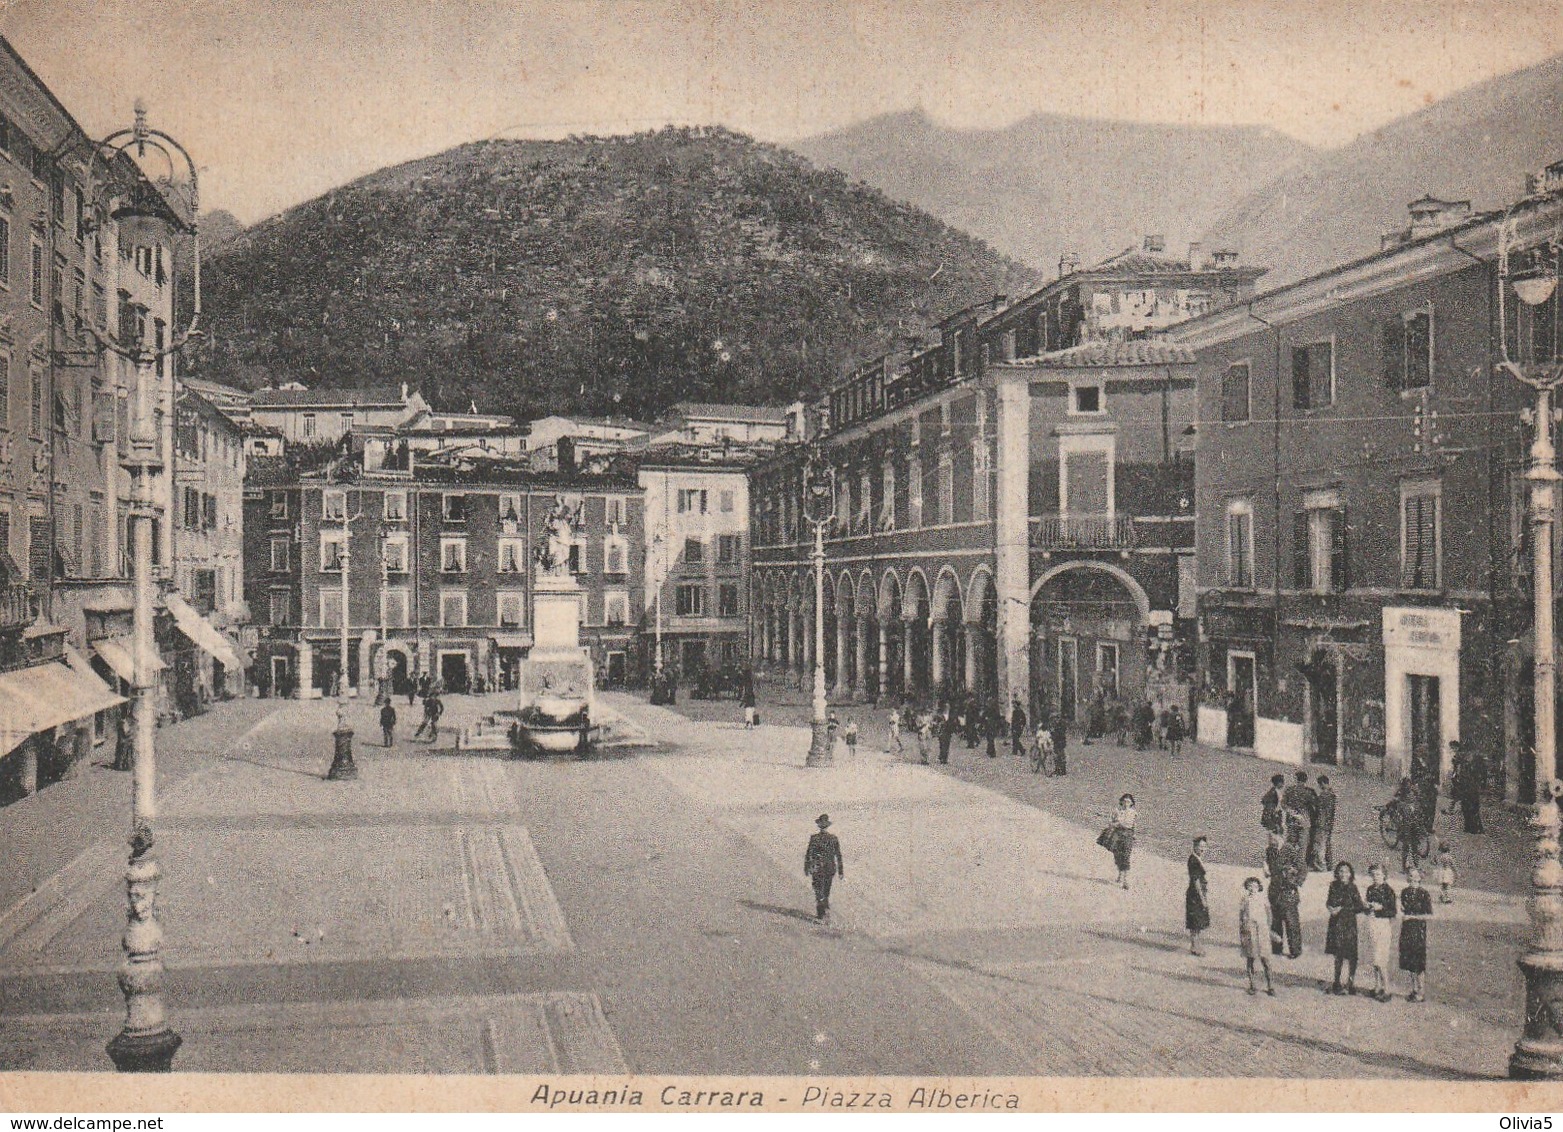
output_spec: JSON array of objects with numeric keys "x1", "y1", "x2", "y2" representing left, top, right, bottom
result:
[{"x1": 1377, "y1": 802, "x2": 1431, "y2": 861}]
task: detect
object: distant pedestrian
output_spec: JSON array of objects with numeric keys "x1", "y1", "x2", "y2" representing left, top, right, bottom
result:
[
  {"x1": 380, "y1": 702, "x2": 397, "y2": 747},
  {"x1": 1239, "y1": 877, "x2": 1276, "y2": 996},
  {"x1": 1112, "y1": 699, "x2": 1129, "y2": 746},
  {"x1": 1186, "y1": 836, "x2": 1210, "y2": 955},
  {"x1": 1033, "y1": 719, "x2": 1054, "y2": 774},
  {"x1": 939, "y1": 707, "x2": 957, "y2": 765},
  {"x1": 1265, "y1": 826, "x2": 1307, "y2": 958},
  {"x1": 804, "y1": 814, "x2": 844, "y2": 922},
  {"x1": 1105, "y1": 793, "x2": 1136, "y2": 889},
  {"x1": 1010, "y1": 697, "x2": 1027, "y2": 757},
  {"x1": 963, "y1": 694, "x2": 980, "y2": 748},
  {"x1": 826, "y1": 711, "x2": 839, "y2": 755},
  {"x1": 1399, "y1": 865, "x2": 1432, "y2": 1002},
  {"x1": 1165, "y1": 706, "x2": 1187, "y2": 757},
  {"x1": 1050, "y1": 717, "x2": 1068, "y2": 776},
  {"x1": 1311, "y1": 775, "x2": 1338, "y2": 872},
  {"x1": 1261, "y1": 774, "x2": 1286, "y2": 835},
  {"x1": 1156, "y1": 702, "x2": 1171, "y2": 750},
  {"x1": 915, "y1": 709, "x2": 933, "y2": 764},
  {"x1": 1435, "y1": 841, "x2": 1456, "y2": 904},
  {"x1": 887, "y1": 707, "x2": 903, "y2": 754},
  {"x1": 1362, "y1": 863, "x2": 1397, "y2": 1002},
  {"x1": 1452, "y1": 741, "x2": 1485, "y2": 834},
  {"x1": 984, "y1": 700, "x2": 1000, "y2": 759},
  {"x1": 1324, "y1": 861, "x2": 1366, "y2": 995},
  {"x1": 742, "y1": 682, "x2": 757, "y2": 730},
  {"x1": 1282, "y1": 770, "x2": 1317, "y2": 844},
  {"x1": 1132, "y1": 701, "x2": 1155, "y2": 749},
  {"x1": 842, "y1": 718, "x2": 859, "y2": 757}
]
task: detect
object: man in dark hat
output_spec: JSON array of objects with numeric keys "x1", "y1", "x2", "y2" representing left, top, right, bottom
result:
[
  {"x1": 1261, "y1": 773, "x2": 1287, "y2": 835},
  {"x1": 804, "y1": 814, "x2": 845, "y2": 922}
]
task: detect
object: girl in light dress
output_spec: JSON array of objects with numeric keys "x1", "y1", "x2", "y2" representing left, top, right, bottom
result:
[
  {"x1": 1106, "y1": 794, "x2": 1137, "y2": 889},
  {"x1": 1362, "y1": 863, "x2": 1398, "y2": 1003},
  {"x1": 1239, "y1": 877, "x2": 1276, "y2": 996}
]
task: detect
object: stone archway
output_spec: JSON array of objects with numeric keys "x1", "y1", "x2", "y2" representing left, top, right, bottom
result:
[
  {"x1": 1029, "y1": 562, "x2": 1149, "y2": 724},
  {"x1": 878, "y1": 570, "x2": 904, "y2": 702},
  {"x1": 966, "y1": 567, "x2": 998, "y2": 702},
  {"x1": 902, "y1": 569, "x2": 932, "y2": 701}
]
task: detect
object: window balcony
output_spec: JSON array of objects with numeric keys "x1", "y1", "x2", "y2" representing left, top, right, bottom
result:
[{"x1": 1029, "y1": 513, "x2": 1137, "y2": 551}]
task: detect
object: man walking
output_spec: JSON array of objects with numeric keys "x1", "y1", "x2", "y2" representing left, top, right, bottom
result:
[
  {"x1": 804, "y1": 814, "x2": 844, "y2": 922},
  {"x1": 1010, "y1": 696, "x2": 1027, "y2": 757},
  {"x1": 380, "y1": 701, "x2": 397, "y2": 748},
  {"x1": 1050, "y1": 715, "x2": 1068, "y2": 776},
  {"x1": 1311, "y1": 774, "x2": 1337, "y2": 871},
  {"x1": 939, "y1": 706, "x2": 957, "y2": 765},
  {"x1": 985, "y1": 699, "x2": 1000, "y2": 759},
  {"x1": 1261, "y1": 773, "x2": 1287, "y2": 835}
]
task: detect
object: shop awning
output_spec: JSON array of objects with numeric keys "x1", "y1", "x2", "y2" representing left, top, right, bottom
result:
[
  {"x1": 490, "y1": 632, "x2": 534, "y2": 650},
  {"x1": 92, "y1": 636, "x2": 167, "y2": 685},
  {"x1": 164, "y1": 592, "x2": 242, "y2": 669},
  {"x1": 0, "y1": 657, "x2": 126, "y2": 757}
]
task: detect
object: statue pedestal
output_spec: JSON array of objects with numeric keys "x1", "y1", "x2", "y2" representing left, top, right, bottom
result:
[{"x1": 516, "y1": 568, "x2": 595, "y2": 755}]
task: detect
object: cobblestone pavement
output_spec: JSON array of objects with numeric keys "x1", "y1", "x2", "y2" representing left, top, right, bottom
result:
[{"x1": 616, "y1": 691, "x2": 1526, "y2": 1078}]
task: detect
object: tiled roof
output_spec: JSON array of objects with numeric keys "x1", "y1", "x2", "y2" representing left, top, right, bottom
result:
[
  {"x1": 666, "y1": 401, "x2": 787, "y2": 424},
  {"x1": 250, "y1": 385, "x2": 410, "y2": 408},
  {"x1": 1016, "y1": 340, "x2": 1197, "y2": 368}
]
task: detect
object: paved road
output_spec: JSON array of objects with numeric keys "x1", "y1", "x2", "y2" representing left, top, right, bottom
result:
[{"x1": 0, "y1": 691, "x2": 1529, "y2": 1077}]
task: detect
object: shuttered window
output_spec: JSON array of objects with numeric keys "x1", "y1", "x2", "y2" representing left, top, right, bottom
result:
[
  {"x1": 1221, "y1": 361, "x2": 1250, "y2": 422},
  {"x1": 1402, "y1": 489, "x2": 1440, "y2": 590},
  {"x1": 1292, "y1": 342, "x2": 1333, "y2": 409},
  {"x1": 1330, "y1": 506, "x2": 1350, "y2": 592},
  {"x1": 1226, "y1": 500, "x2": 1254, "y2": 588}
]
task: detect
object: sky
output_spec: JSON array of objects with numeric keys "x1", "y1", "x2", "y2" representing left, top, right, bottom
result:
[{"x1": 3, "y1": 0, "x2": 1560, "y2": 225}]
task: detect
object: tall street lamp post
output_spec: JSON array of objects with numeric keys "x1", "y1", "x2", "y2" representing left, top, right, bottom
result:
[
  {"x1": 1499, "y1": 225, "x2": 1563, "y2": 1080},
  {"x1": 84, "y1": 101, "x2": 200, "y2": 1072},
  {"x1": 328, "y1": 495, "x2": 361, "y2": 780},
  {"x1": 802, "y1": 451, "x2": 836, "y2": 767}
]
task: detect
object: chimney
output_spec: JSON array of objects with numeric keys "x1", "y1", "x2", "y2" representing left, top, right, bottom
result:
[
  {"x1": 1143, "y1": 234, "x2": 1165, "y2": 254},
  {"x1": 1188, "y1": 242, "x2": 1208, "y2": 271},
  {"x1": 1406, "y1": 196, "x2": 1472, "y2": 237},
  {"x1": 1058, "y1": 251, "x2": 1081, "y2": 278}
]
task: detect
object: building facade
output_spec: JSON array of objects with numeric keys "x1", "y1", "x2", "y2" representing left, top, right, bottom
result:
[
  {"x1": 751, "y1": 242, "x2": 1258, "y2": 716},
  {"x1": 245, "y1": 443, "x2": 644, "y2": 698},
  {"x1": 1172, "y1": 190, "x2": 1557, "y2": 800}
]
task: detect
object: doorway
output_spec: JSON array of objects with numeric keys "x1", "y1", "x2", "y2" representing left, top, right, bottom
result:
[
  {"x1": 1097, "y1": 641, "x2": 1120, "y2": 702},
  {"x1": 439, "y1": 650, "x2": 470, "y2": 694},
  {"x1": 1057, "y1": 637, "x2": 1078, "y2": 723},
  {"x1": 270, "y1": 655, "x2": 291, "y2": 699},
  {"x1": 387, "y1": 650, "x2": 410, "y2": 698},
  {"x1": 1308, "y1": 654, "x2": 1339, "y2": 764},
  {"x1": 1228, "y1": 651, "x2": 1256, "y2": 748},
  {"x1": 606, "y1": 651, "x2": 626, "y2": 687},
  {"x1": 1408, "y1": 673, "x2": 1441, "y2": 781}
]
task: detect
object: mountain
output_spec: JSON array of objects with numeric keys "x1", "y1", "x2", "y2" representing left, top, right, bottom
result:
[
  {"x1": 791, "y1": 109, "x2": 1314, "y2": 273},
  {"x1": 1202, "y1": 53, "x2": 1563, "y2": 288},
  {"x1": 191, "y1": 127, "x2": 1036, "y2": 420}
]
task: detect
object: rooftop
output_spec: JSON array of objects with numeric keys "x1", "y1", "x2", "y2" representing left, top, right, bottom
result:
[
  {"x1": 1011, "y1": 339, "x2": 1198, "y2": 368},
  {"x1": 251, "y1": 384, "x2": 413, "y2": 409},
  {"x1": 665, "y1": 401, "x2": 788, "y2": 425}
]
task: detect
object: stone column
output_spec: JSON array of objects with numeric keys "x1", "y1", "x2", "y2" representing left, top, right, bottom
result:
[
  {"x1": 931, "y1": 620, "x2": 946, "y2": 691},
  {"x1": 903, "y1": 617, "x2": 916, "y2": 695},
  {"x1": 297, "y1": 639, "x2": 314, "y2": 700},
  {"x1": 964, "y1": 623, "x2": 979, "y2": 697},
  {"x1": 878, "y1": 622, "x2": 890, "y2": 702},
  {"x1": 834, "y1": 611, "x2": 851, "y2": 700},
  {"x1": 853, "y1": 617, "x2": 869, "y2": 701},
  {"x1": 994, "y1": 371, "x2": 1032, "y2": 707}
]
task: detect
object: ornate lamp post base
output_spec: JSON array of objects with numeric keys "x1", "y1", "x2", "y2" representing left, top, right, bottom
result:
[
  {"x1": 1512, "y1": 786, "x2": 1563, "y2": 1079},
  {"x1": 806, "y1": 720, "x2": 834, "y2": 767},
  {"x1": 107, "y1": 1026, "x2": 182, "y2": 1073},
  {"x1": 327, "y1": 727, "x2": 358, "y2": 780}
]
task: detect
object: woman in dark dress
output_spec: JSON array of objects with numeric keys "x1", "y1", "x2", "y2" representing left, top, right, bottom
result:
[
  {"x1": 1399, "y1": 864, "x2": 1433, "y2": 1002},
  {"x1": 1186, "y1": 836, "x2": 1211, "y2": 955},
  {"x1": 1324, "y1": 861, "x2": 1366, "y2": 995}
]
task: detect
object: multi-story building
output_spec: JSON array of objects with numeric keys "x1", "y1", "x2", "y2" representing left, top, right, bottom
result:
[
  {"x1": 247, "y1": 382, "x2": 428, "y2": 445},
  {"x1": 171, "y1": 387, "x2": 247, "y2": 697},
  {"x1": 650, "y1": 402, "x2": 794, "y2": 446},
  {"x1": 245, "y1": 439, "x2": 644, "y2": 698},
  {"x1": 751, "y1": 241, "x2": 1262, "y2": 715},
  {"x1": 639, "y1": 444, "x2": 755, "y2": 677},
  {"x1": 1170, "y1": 187, "x2": 1557, "y2": 800},
  {"x1": 0, "y1": 36, "x2": 212, "y2": 799}
]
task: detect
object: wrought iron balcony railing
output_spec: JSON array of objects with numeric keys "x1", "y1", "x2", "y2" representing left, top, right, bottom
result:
[{"x1": 1029, "y1": 513, "x2": 1137, "y2": 551}]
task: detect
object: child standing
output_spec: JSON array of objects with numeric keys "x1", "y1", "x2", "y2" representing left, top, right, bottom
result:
[
  {"x1": 1435, "y1": 841, "x2": 1456, "y2": 904},
  {"x1": 1239, "y1": 877, "x2": 1276, "y2": 996},
  {"x1": 843, "y1": 718, "x2": 859, "y2": 758},
  {"x1": 1363, "y1": 864, "x2": 1398, "y2": 1002},
  {"x1": 1399, "y1": 865, "x2": 1433, "y2": 1002}
]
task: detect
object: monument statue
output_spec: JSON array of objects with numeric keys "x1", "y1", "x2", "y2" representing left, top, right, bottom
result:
[{"x1": 535, "y1": 496, "x2": 583, "y2": 576}]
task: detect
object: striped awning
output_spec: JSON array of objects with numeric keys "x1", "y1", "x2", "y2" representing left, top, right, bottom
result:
[
  {"x1": 165, "y1": 592, "x2": 242, "y2": 669},
  {"x1": 0, "y1": 657, "x2": 125, "y2": 757}
]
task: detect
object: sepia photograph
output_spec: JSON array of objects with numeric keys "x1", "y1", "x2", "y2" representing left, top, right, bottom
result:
[{"x1": 0, "y1": 0, "x2": 1561, "y2": 1111}]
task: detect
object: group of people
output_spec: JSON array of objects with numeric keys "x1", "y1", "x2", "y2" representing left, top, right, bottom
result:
[{"x1": 376, "y1": 675, "x2": 447, "y2": 745}]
